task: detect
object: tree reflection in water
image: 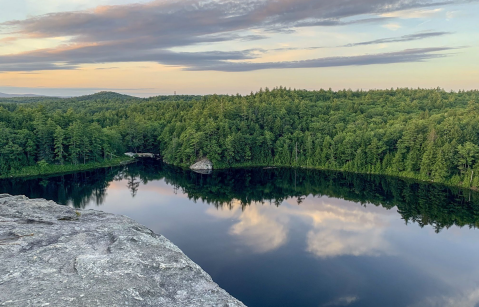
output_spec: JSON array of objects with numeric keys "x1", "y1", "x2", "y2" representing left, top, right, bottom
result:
[{"x1": 1, "y1": 159, "x2": 478, "y2": 233}]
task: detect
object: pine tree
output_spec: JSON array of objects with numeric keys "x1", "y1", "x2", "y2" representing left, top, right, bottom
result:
[
  {"x1": 406, "y1": 135, "x2": 423, "y2": 173},
  {"x1": 392, "y1": 151, "x2": 404, "y2": 173},
  {"x1": 320, "y1": 136, "x2": 332, "y2": 166},
  {"x1": 89, "y1": 123, "x2": 103, "y2": 162},
  {"x1": 54, "y1": 126, "x2": 65, "y2": 165},
  {"x1": 313, "y1": 140, "x2": 322, "y2": 166},
  {"x1": 25, "y1": 138, "x2": 36, "y2": 165},
  {"x1": 420, "y1": 142, "x2": 435, "y2": 178},
  {"x1": 69, "y1": 121, "x2": 83, "y2": 165},
  {"x1": 34, "y1": 115, "x2": 53, "y2": 163},
  {"x1": 457, "y1": 142, "x2": 479, "y2": 174},
  {"x1": 304, "y1": 132, "x2": 313, "y2": 167},
  {"x1": 367, "y1": 138, "x2": 379, "y2": 165},
  {"x1": 432, "y1": 149, "x2": 447, "y2": 181},
  {"x1": 382, "y1": 153, "x2": 393, "y2": 172},
  {"x1": 354, "y1": 147, "x2": 366, "y2": 172},
  {"x1": 406, "y1": 149, "x2": 419, "y2": 172}
]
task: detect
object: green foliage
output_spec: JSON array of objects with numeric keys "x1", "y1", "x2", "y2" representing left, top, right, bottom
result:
[
  {"x1": 37, "y1": 159, "x2": 48, "y2": 171},
  {"x1": 457, "y1": 142, "x2": 479, "y2": 173},
  {"x1": 1, "y1": 87, "x2": 479, "y2": 189},
  {"x1": 432, "y1": 149, "x2": 448, "y2": 181},
  {"x1": 0, "y1": 157, "x2": 131, "y2": 179}
]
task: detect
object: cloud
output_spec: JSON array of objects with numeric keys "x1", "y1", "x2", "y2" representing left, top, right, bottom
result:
[
  {"x1": 343, "y1": 31, "x2": 451, "y2": 47},
  {"x1": 0, "y1": 47, "x2": 260, "y2": 72},
  {"x1": 0, "y1": 37, "x2": 17, "y2": 44},
  {"x1": 381, "y1": 8, "x2": 444, "y2": 18},
  {"x1": 184, "y1": 47, "x2": 454, "y2": 72},
  {"x1": 0, "y1": 0, "x2": 467, "y2": 72},
  {"x1": 446, "y1": 10, "x2": 464, "y2": 19},
  {"x1": 323, "y1": 296, "x2": 359, "y2": 307},
  {"x1": 382, "y1": 22, "x2": 402, "y2": 30},
  {"x1": 95, "y1": 66, "x2": 119, "y2": 70},
  {"x1": 267, "y1": 31, "x2": 449, "y2": 51},
  {"x1": 0, "y1": 41, "x2": 454, "y2": 73},
  {"x1": 0, "y1": 63, "x2": 77, "y2": 72},
  {"x1": 267, "y1": 29, "x2": 449, "y2": 51},
  {"x1": 1, "y1": 0, "x2": 457, "y2": 41},
  {"x1": 408, "y1": 287, "x2": 479, "y2": 307}
]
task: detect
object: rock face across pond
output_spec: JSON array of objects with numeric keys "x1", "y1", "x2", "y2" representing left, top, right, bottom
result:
[
  {"x1": 190, "y1": 159, "x2": 213, "y2": 171},
  {"x1": 0, "y1": 194, "x2": 245, "y2": 307}
]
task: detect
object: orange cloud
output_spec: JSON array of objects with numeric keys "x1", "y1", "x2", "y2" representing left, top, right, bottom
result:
[{"x1": 0, "y1": 37, "x2": 17, "y2": 44}]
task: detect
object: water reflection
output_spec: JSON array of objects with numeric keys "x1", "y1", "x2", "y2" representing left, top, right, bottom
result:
[
  {"x1": 1, "y1": 160, "x2": 479, "y2": 307},
  {"x1": 296, "y1": 198, "x2": 393, "y2": 258},
  {"x1": 207, "y1": 200, "x2": 289, "y2": 253},
  {"x1": 2, "y1": 160, "x2": 478, "y2": 232},
  {"x1": 208, "y1": 198, "x2": 393, "y2": 258}
]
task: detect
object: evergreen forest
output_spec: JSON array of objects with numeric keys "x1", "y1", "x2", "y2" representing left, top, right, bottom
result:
[{"x1": 1, "y1": 87, "x2": 479, "y2": 189}]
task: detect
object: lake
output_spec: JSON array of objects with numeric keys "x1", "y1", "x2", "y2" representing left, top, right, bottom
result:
[{"x1": 1, "y1": 159, "x2": 479, "y2": 307}]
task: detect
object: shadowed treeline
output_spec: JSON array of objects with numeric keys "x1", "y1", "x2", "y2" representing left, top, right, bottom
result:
[{"x1": 1, "y1": 159, "x2": 478, "y2": 232}]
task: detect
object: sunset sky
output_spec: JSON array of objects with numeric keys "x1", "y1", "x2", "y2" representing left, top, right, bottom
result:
[{"x1": 0, "y1": 0, "x2": 478, "y2": 97}]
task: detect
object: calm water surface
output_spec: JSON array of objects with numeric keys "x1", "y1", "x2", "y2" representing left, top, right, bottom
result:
[{"x1": 2, "y1": 160, "x2": 479, "y2": 307}]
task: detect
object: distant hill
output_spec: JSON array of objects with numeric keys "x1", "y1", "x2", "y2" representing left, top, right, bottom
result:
[
  {"x1": 0, "y1": 92, "x2": 46, "y2": 98},
  {"x1": 69, "y1": 91, "x2": 204, "y2": 102},
  {"x1": 0, "y1": 91, "x2": 138, "y2": 100},
  {"x1": 0, "y1": 91, "x2": 206, "y2": 107},
  {"x1": 70, "y1": 91, "x2": 140, "y2": 101},
  {"x1": 0, "y1": 91, "x2": 204, "y2": 101}
]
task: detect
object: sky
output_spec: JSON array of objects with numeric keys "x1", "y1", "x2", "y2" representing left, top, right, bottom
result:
[{"x1": 0, "y1": 0, "x2": 478, "y2": 97}]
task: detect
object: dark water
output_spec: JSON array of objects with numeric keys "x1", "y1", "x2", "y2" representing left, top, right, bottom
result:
[{"x1": 2, "y1": 160, "x2": 479, "y2": 307}]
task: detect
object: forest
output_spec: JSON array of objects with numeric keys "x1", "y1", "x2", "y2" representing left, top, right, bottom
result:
[{"x1": 1, "y1": 87, "x2": 479, "y2": 189}]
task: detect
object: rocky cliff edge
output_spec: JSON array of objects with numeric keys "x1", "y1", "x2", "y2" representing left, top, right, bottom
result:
[{"x1": 0, "y1": 194, "x2": 245, "y2": 307}]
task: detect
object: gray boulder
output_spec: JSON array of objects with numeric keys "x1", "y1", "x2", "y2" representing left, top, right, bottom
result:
[
  {"x1": 190, "y1": 159, "x2": 213, "y2": 171},
  {"x1": 125, "y1": 153, "x2": 156, "y2": 158},
  {"x1": 0, "y1": 194, "x2": 245, "y2": 307}
]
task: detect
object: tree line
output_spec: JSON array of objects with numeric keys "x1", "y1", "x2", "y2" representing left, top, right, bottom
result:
[{"x1": 1, "y1": 88, "x2": 479, "y2": 188}]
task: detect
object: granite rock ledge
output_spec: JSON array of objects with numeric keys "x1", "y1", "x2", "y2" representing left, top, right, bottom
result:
[{"x1": 0, "y1": 194, "x2": 246, "y2": 307}]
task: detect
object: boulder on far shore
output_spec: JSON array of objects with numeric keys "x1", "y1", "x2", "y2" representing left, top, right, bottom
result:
[{"x1": 190, "y1": 159, "x2": 213, "y2": 171}]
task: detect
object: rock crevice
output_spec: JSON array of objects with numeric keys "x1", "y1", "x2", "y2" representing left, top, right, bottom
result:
[{"x1": 0, "y1": 194, "x2": 245, "y2": 307}]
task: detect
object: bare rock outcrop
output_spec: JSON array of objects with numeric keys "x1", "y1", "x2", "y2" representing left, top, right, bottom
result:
[
  {"x1": 0, "y1": 194, "x2": 245, "y2": 307},
  {"x1": 190, "y1": 159, "x2": 213, "y2": 172}
]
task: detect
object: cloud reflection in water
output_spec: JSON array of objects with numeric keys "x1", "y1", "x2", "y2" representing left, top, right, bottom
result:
[
  {"x1": 208, "y1": 196, "x2": 393, "y2": 258},
  {"x1": 207, "y1": 200, "x2": 289, "y2": 253}
]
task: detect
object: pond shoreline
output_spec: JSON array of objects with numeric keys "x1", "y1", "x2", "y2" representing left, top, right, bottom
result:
[
  {"x1": 0, "y1": 156, "x2": 134, "y2": 180},
  {"x1": 188, "y1": 162, "x2": 479, "y2": 192},
  {"x1": 3, "y1": 157, "x2": 477, "y2": 192}
]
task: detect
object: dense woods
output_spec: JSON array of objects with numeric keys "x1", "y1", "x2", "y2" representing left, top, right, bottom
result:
[{"x1": 1, "y1": 88, "x2": 479, "y2": 189}]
